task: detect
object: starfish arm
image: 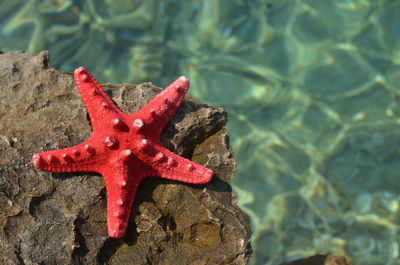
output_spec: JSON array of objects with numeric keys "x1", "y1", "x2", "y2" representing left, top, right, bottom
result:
[
  {"x1": 135, "y1": 142, "x2": 213, "y2": 184},
  {"x1": 74, "y1": 67, "x2": 122, "y2": 131},
  {"x1": 100, "y1": 159, "x2": 148, "y2": 238},
  {"x1": 133, "y1": 76, "x2": 190, "y2": 137},
  {"x1": 157, "y1": 148, "x2": 213, "y2": 184},
  {"x1": 32, "y1": 140, "x2": 104, "y2": 173}
]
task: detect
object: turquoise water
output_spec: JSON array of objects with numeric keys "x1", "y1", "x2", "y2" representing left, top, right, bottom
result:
[{"x1": 1, "y1": 1, "x2": 400, "y2": 264}]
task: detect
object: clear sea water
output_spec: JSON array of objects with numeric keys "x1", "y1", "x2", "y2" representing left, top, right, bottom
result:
[{"x1": 1, "y1": 1, "x2": 400, "y2": 264}]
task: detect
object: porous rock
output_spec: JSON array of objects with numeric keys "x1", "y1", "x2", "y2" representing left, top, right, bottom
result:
[{"x1": 0, "y1": 50, "x2": 252, "y2": 264}]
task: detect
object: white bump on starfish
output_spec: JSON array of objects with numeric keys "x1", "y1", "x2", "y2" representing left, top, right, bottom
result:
[
  {"x1": 61, "y1": 153, "x2": 70, "y2": 162},
  {"x1": 120, "y1": 149, "x2": 132, "y2": 160},
  {"x1": 32, "y1": 154, "x2": 42, "y2": 167},
  {"x1": 105, "y1": 136, "x2": 116, "y2": 148},
  {"x1": 84, "y1": 144, "x2": 94, "y2": 154},
  {"x1": 47, "y1": 154, "x2": 55, "y2": 162},
  {"x1": 117, "y1": 199, "x2": 124, "y2": 206},
  {"x1": 32, "y1": 154, "x2": 40, "y2": 161},
  {"x1": 72, "y1": 149, "x2": 80, "y2": 157},
  {"x1": 113, "y1": 211, "x2": 120, "y2": 217},
  {"x1": 156, "y1": 152, "x2": 164, "y2": 161},
  {"x1": 112, "y1": 118, "x2": 124, "y2": 129},
  {"x1": 167, "y1": 157, "x2": 176, "y2": 167},
  {"x1": 120, "y1": 180, "x2": 127, "y2": 187},
  {"x1": 138, "y1": 138, "x2": 148, "y2": 150},
  {"x1": 80, "y1": 73, "x2": 89, "y2": 82},
  {"x1": 186, "y1": 163, "x2": 194, "y2": 172},
  {"x1": 179, "y1": 76, "x2": 189, "y2": 82},
  {"x1": 174, "y1": 85, "x2": 181, "y2": 92},
  {"x1": 133, "y1": 119, "x2": 144, "y2": 129}
]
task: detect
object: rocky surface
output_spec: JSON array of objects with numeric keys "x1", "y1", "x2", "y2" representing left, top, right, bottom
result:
[
  {"x1": 0, "y1": 51, "x2": 252, "y2": 264},
  {"x1": 280, "y1": 254, "x2": 352, "y2": 265}
]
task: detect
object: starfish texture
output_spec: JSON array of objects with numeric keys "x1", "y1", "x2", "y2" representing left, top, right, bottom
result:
[{"x1": 32, "y1": 67, "x2": 214, "y2": 238}]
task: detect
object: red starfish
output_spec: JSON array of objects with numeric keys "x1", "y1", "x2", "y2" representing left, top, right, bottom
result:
[{"x1": 32, "y1": 67, "x2": 213, "y2": 238}]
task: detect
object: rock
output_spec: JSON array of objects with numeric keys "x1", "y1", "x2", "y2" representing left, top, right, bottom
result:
[
  {"x1": 280, "y1": 254, "x2": 352, "y2": 265},
  {"x1": 0, "y1": 51, "x2": 252, "y2": 264}
]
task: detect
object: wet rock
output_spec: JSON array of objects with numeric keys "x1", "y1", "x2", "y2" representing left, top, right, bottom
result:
[
  {"x1": 0, "y1": 51, "x2": 252, "y2": 264},
  {"x1": 280, "y1": 254, "x2": 352, "y2": 265}
]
